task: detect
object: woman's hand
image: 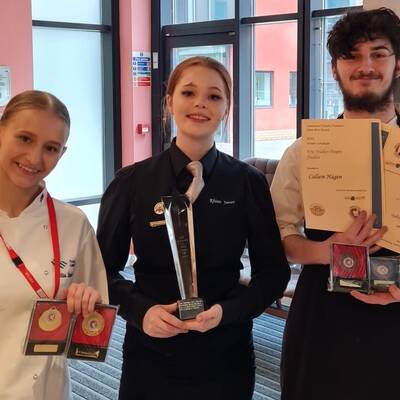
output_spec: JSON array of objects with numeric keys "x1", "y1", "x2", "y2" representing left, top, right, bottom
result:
[
  {"x1": 63, "y1": 282, "x2": 101, "y2": 317},
  {"x1": 184, "y1": 304, "x2": 223, "y2": 333},
  {"x1": 351, "y1": 285, "x2": 400, "y2": 305},
  {"x1": 320, "y1": 211, "x2": 387, "y2": 264},
  {"x1": 143, "y1": 303, "x2": 188, "y2": 338}
]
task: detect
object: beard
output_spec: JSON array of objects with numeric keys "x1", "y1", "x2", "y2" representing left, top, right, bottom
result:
[{"x1": 337, "y1": 70, "x2": 396, "y2": 113}]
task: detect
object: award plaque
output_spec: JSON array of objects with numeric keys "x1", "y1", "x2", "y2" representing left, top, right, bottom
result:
[
  {"x1": 24, "y1": 300, "x2": 72, "y2": 356},
  {"x1": 67, "y1": 304, "x2": 118, "y2": 362},
  {"x1": 370, "y1": 256, "x2": 400, "y2": 292},
  {"x1": 162, "y1": 195, "x2": 205, "y2": 320},
  {"x1": 329, "y1": 243, "x2": 370, "y2": 293}
]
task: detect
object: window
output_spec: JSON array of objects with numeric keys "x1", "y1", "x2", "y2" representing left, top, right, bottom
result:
[
  {"x1": 310, "y1": 15, "x2": 344, "y2": 119},
  {"x1": 289, "y1": 71, "x2": 297, "y2": 107},
  {"x1": 255, "y1": 71, "x2": 273, "y2": 107},
  {"x1": 31, "y1": 0, "x2": 102, "y2": 24},
  {"x1": 172, "y1": 0, "x2": 234, "y2": 24},
  {"x1": 210, "y1": 0, "x2": 232, "y2": 20},
  {"x1": 31, "y1": 0, "x2": 118, "y2": 203},
  {"x1": 324, "y1": 0, "x2": 362, "y2": 8}
]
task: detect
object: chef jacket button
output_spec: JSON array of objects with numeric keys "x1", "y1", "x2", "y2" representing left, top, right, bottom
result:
[
  {"x1": 33, "y1": 374, "x2": 38, "y2": 380},
  {"x1": 44, "y1": 270, "x2": 49, "y2": 275}
]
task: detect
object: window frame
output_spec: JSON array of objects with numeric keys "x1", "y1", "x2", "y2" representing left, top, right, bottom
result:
[{"x1": 31, "y1": 0, "x2": 121, "y2": 205}]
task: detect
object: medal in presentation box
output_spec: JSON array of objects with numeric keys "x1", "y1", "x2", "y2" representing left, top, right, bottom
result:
[
  {"x1": 67, "y1": 304, "x2": 118, "y2": 362},
  {"x1": 24, "y1": 300, "x2": 72, "y2": 356},
  {"x1": 329, "y1": 243, "x2": 370, "y2": 293},
  {"x1": 369, "y1": 256, "x2": 400, "y2": 292}
]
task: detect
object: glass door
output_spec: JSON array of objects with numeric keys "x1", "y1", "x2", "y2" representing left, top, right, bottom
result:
[{"x1": 164, "y1": 34, "x2": 234, "y2": 155}]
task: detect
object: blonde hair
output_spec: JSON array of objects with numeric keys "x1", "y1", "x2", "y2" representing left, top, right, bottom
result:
[
  {"x1": 0, "y1": 90, "x2": 70, "y2": 130},
  {"x1": 163, "y1": 56, "x2": 232, "y2": 127}
]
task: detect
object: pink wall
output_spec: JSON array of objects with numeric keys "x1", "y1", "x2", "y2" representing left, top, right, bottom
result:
[
  {"x1": 0, "y1": 0, "x2": 33, "y2": 114},
  {"x1": 119, "y1": 0, "x2": 152, "y2": 166}
]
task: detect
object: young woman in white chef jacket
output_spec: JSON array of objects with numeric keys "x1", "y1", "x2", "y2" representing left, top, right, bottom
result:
[{"x1": 0, "y1": 90, "x2": 108, "y2": 400}]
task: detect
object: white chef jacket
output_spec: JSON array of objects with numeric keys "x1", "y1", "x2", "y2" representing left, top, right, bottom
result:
[{"x1": 0, "y1": 186, "x2": 109, "y2": 400}]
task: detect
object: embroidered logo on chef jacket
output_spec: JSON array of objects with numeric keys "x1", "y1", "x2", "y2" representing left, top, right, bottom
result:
[
  {"x1": 209, "y1": 198, "x2": 236, "y2": 205},
  {"x1": 59, "y1": 259, "x2": 76, "y2": 278}
]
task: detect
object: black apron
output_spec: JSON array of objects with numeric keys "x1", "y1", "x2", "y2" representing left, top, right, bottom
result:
[{"x1": 281, "y1": 116, "x2": 400, "y2": 400}]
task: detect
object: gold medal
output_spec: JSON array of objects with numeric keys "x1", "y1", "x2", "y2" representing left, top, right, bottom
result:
[
  {"x1": 153, "y1": 201, "x2": 164, "y2": 215},
  {"x1": 38, "y1": 307, "x2": 62, "y2": 332},
  {"x1": 82, "y1": 311, "x2": 105, "y2": 337}
]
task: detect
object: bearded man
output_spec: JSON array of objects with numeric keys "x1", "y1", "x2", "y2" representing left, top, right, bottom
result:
[{"x1": 271, "y1": 7, "x2": 400, "y2": 400}]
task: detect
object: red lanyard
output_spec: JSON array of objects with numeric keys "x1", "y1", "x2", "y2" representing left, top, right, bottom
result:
[{"x1": 0, "y1": 193, "x2": 60, "y2": 299}]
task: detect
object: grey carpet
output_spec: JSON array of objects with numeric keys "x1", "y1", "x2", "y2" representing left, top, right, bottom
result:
[{"x1": 69, "y1": 312, "x2": 285, "y2": 399}]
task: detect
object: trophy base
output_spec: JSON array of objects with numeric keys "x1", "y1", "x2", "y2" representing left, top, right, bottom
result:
[{"x1": 177, "y1": 298, "x2": 204, "y2": 320}]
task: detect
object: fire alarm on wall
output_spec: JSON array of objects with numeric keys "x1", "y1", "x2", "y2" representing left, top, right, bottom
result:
[{"x1": 137, "y1": 124, "x2": 150, "y2": 134}]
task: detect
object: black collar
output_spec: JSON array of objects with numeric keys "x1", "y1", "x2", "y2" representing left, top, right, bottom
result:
[
  {"x1": 169, "y1": 138, "x2": 218, "y2": 179},
  {"x1": 337, "y1": 112, "x2": 400, "y2": 127}
]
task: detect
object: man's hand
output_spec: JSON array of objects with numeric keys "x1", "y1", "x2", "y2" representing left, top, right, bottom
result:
[
  {"x1": 184, "y1": 304, "x2": 223, "y2": 333},
  {"x1": 351, "y1": 285, "x2": 400, "y2": 305},
  {"x1": 143, "y1": 303, "x2": 188, "y2": 338}
]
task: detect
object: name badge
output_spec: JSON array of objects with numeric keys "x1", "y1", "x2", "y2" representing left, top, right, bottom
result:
[
  {"x1": 149, "y1": 220, "x2": 166, "y2": 228},
  {"x1": 209, "y1": 198, "x2": 236, "y2": 205}
]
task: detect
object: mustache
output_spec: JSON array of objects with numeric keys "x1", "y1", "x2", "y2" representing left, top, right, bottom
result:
[{"x1": 350, "y1": 72, "x2": 382, "y2": 80}]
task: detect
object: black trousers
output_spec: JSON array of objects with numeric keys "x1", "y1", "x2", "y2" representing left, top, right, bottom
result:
[{"x1": 118, "y1": 352, "x2": 255, "y2": 400}]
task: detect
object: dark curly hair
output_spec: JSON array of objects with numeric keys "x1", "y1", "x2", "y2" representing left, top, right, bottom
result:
[{"x1": 327, "y1": 7, "x2": 400, "y2": 64}]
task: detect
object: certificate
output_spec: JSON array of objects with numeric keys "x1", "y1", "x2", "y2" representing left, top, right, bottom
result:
[
  {"x1": 377, "y1": 123, "x2": 400, "y2": 252},
  {"x1": 301, "y1": 119, "x2": 384, "y2": 233}
]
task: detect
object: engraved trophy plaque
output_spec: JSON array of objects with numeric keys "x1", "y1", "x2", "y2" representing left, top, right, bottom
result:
[{"x1": 162, "y1": 194, "x2": 204, "y2": 320}]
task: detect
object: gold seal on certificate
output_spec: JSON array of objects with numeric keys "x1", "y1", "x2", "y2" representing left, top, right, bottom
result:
[
  {"x1": 82, "y1": 311, "x2": 105, "y2": 337},
  {"x1": 162, "y1": 194, "x2": 205, "y2": 320},
  {"x1": 310, "y1": 203, "x2": 325, "y2": 216},
  {"x1": 38, "y1": 307, "x2": 62, "y2": 332}
]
